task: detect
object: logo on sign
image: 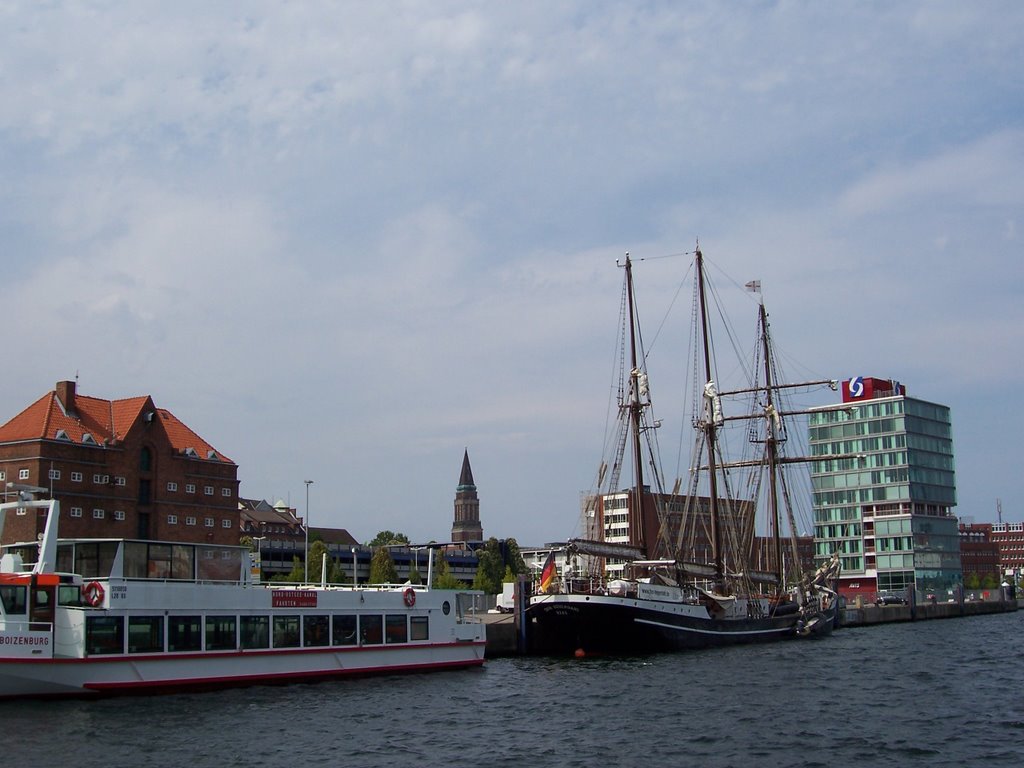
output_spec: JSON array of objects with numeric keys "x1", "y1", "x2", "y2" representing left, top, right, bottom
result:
[{"x1": 848, "y1": 377, "x2": 864, "y2": 398}]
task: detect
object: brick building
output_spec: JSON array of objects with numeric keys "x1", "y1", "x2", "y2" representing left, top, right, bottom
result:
[
  {"x1": 0, "y1": 380, "x2": 238, "y2": 546},
  {"x1": 957, "y1": 522, "x2": 1003, "y2": 585}
]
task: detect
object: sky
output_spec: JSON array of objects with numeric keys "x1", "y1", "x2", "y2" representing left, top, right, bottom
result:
[{"x1": 1, "y1": 2, "x2": 1022, "y2": 545}]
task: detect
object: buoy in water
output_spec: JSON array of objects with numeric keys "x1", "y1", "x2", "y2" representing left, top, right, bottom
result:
[{"x1": 574, "y1": 648, "x2": 586, "y2": 659}]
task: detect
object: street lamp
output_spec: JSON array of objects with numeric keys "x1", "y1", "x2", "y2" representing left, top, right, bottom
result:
[{"x1": 304, "y1": 479, "x2": 314, "y2": 583}]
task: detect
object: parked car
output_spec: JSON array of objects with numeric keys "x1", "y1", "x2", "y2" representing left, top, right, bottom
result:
[{"x1": 875, "y1": 594, "x2": 907, "y2": 606}]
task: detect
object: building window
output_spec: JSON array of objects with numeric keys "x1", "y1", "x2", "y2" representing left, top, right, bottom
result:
[
  {"x1": 93, "y1": 509, "x2": 105, "y2": 519},
  {"x1": 205, "y1": 518, "x2": 214, "y2": 527},
  {"x1": 19, "y1": 469, "x2": 29, "y2": 480},
  {"x1": 115, "y1": 476, "x2": 126, "y2": 486},
  {"x1": 70, "y1": 507, "x2": 83, "y2": 518},
  {"x1": 222, "y1": 519, "x2": 232, "y2": 528},
  {"x1": 186, "y1": 483, "x2": 196, "y2": 494},
  {"x1": 49, "y1": 469, "x2": 61, "y2": 480},
  {"x1": 168, "y1": 515, "x2": 178, "y2": 525},
  {"x1": 93, "y1": 473, "x2": 109, "y2": 484},
  {"x1": 221, "y1": 488, "x2": 232, "y2": 497},
  {"x1": 140, "y1": 447, "x2": 152, "y2": 472},
  {"x1": 186, "y1": 517, "x2": 196, "y2": 526},
  {"x1": 0, "y1": 471, "x2": 5, "y2": 481},
  {"x1": 167, "y1": 482, "x2": 178, "y2": 492},
  {"x1": 71, "y1": 471, "x2": 83, "y2": 482},
  {"x1": 114, "y1": 510, "x2": 125, "y2": 521},
  {"x1": 204, "y1": 486, "x2": 214, "y2": 496}
]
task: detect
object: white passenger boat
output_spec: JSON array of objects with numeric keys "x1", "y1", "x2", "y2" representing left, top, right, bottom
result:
[{"x1": 0, "y1": 497, "x2": 485, "y2": 698}]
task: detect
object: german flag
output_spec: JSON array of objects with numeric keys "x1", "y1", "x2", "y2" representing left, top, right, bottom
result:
[{"x1": 539, "y1": 551, "x2": 557, "y2": 593}]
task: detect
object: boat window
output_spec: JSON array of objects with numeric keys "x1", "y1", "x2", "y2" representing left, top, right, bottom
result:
[
  {"x1": 123, "y1": 542, "x2": 149, "y2": 578},
  {"x1": 86, "y1": 616, "x2": 124, "y2": 655},
  {"x1": 205, "y1": 615, "x2": 237, "y2": 650},
  {"x1": 385, "y1": 615, "x2": 408, "y2": 644},
  {"x1": 57, "y1": 585, "x2": 82, "y2": 607},
  {"x1": 57, "y1": 544, "x2": 74, "y2": 573},
  {"x1": 332, "y1": 614, "x2": 357, "y2": 646},
  {"x1": 410, "y1": 616, "x2": 429, "y2": 641},
  {"x1": 147, "y1": 545, "x2": 173, "y2": 579},
  {"x1": 360, "y1": 614, "x2": 383, "y2": 645},
  {"x1": 303, "y1": 615, "x2": 329, "y2": 647},
  {"x1": 273, "y1": 616, "x2": 300, "y2": 648},
  {"x1": 0, "y1": 585, "x2": 27, "y2": 615},
  {"x1": 197, "y1": 546, "x2": 243, "y2": 582},
  {"x1": 171, "y1": 546, "x2": 195, "y2": 580},
  {"x1": 128, "y1": 616, "x2": 164, "y2": 653},
  {"x1": 168, "y1": 615, "x2": 202, "y2": 652},
  {"x1": 73, "y1": 542, "x2": 119, "y2": 579},
  {"x1": 240, "y1": 616, "x2": 269, "y2": 649}
]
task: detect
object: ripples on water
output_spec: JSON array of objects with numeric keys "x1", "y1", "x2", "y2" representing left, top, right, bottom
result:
[{"x1": 4, "y1": 612, "x2": 1023, "y2": 768}]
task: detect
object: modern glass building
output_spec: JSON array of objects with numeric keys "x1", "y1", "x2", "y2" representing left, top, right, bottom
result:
[{"x1": 808, "y1": 377, "x2": 960, "y2": 602}]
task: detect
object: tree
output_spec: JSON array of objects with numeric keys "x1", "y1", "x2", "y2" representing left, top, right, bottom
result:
[
  {"x1": 432, "y1": 554, "x2": 467, "y2": 590},
  {"x1": 504, "y1": 538, "x2": 527, "y2": 576},
  {"x1": 407, "y1": 564, "x2": 421, "y2": 584},
  {"x1": 370, "y1": 547, "x2": 399, "y2": 585},
  {"x1": 502, "y1": 565, "x2": 516, "y2": 583},
  {"x1": 307, "y1": 540, "x2": 331, "y2": 581},
  {"x1": 280, "y1": 556, "x2": 304, "y2": 583},
  {"x1": 473, "y1": 540, "x2": 505, "y2": 594},
  {"x1": 367, "y1": 530, "x2": 410, "y2": 547}
]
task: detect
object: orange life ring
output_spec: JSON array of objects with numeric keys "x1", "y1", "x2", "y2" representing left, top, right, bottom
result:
[
  {"x1": 82, "y1": 581, "x2": 105, "y2": 607},
  {"x1": 403, "y1": 587, "x2": 416, "y2": 607}
]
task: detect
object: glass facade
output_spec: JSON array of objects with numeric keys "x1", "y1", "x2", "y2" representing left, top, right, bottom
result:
[{"x1": 808, "y1": 392, "x2": 960, "y2": 598}]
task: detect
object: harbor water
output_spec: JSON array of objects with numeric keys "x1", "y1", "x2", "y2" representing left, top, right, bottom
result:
[{"x1": 4, "y1": 611, "x2": 1022, "y2": 768}]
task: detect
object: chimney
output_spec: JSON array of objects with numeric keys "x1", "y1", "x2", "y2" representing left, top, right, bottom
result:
[{"x1": 56, "y1": 380, "x2": 77, "y2": 417}]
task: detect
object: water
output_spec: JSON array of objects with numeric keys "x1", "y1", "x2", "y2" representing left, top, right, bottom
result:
[{"x1": 5, "y1": 612, "x2": 1023, "y2": 768}]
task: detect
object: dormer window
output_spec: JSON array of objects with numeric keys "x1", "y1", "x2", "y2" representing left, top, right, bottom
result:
[
  {"x1": 82, "y1": 433, "x2": 97, "y2": 445},
  {"x1": 55, "y1": 429, "x2": 71, "y2": 441},
  {"x1": 207, "y1": 450, "x2": 219, "y2": 460},
  {"x1": 184, "y1": 447, "x2": 199, "y2": 458}
]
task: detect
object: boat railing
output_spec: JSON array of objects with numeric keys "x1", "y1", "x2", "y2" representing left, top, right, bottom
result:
[{"x1": 0, "y1": 617, "x2": 53, "y2": 633}]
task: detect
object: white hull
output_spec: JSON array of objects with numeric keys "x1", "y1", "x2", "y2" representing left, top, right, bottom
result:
[{"x1": 0, "y1": 641, "x2": 484, "y2": 698}]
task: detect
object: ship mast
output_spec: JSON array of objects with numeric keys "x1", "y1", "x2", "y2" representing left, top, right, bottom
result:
[
  {"x1": 695, "y1": 248, "x2": 725, "y2": 585},
  {"x1": 623, "y1": 255, "x2": 648, "y2": 557},
  {"x1": 759, "y1": 301, "x2": 784, "y2": 589}
]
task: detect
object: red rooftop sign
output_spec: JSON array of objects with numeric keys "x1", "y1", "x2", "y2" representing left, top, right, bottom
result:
[{"x1": 842, "y1": 376, "x2": 906, "y2": 403}]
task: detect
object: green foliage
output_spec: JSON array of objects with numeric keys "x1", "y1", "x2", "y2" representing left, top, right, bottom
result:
[
  {"x1": 473, "y1": 543, "x2": 504, "y2": 594},
  {"x1": 367, "y1": 530, "x2": 410, "y2": 547},
  {"x1": 981, "y1": 573, "x2": 999, "y2": 589},
  {"x1": 305, "y1": 540, "x2": 329, "y2": 581},
  {"x1": 504, "y1": 538, "x2": 527, "y2": 575},
  {"x1": 432, "y1": 554, "x2": 467, "y2": 590},
  {"x1": 282, "y1": 555, "x2": 304, "y2": 583},
  {"x1": 370, "y1": 547, "x2": 399, "y2": 584},
  {"x1": 239, "y1": 535, "x2": 254, "y2": 550},
  {"x1": 963, "y1": 572, "x2": 981, "y2": 589},
  {"x1": 502, "y1": 565, "x2": 516, "y2": 583},
  {"x1": 407, "y1": 564, "x2": 421, "y2": 585}
]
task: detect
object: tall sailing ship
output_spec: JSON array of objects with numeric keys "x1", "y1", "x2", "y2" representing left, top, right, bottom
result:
[{"x1": 528, "y1": 247, "x2": 841, "y2": 655}]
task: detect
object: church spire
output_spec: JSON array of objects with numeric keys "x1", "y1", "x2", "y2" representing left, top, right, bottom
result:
[{"x1": 451, "y1": 448, "x2": 483, "y2": 543}]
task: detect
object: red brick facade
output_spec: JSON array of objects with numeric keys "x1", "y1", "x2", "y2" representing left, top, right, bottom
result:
[{"x1": 0, "y1": 381, "x2": 239, "y2": 546}]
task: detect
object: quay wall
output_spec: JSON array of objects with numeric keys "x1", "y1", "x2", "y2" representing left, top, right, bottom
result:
[{"x1": 840, "y1": 597, "x2": 1019, "y2": 627}]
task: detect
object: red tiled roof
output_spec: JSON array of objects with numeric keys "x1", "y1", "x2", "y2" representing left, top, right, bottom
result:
[{"x1": 0, "y1": 385, "x2": 232, "y2": 464}]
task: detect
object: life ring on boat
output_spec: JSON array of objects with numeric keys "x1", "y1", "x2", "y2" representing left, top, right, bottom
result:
[
  {"x1": 82, "y1": 581, "x2": 105, "y2": 607},
  {"x1": 403, "y1": 588, "x2": 416, "y2": 607}
]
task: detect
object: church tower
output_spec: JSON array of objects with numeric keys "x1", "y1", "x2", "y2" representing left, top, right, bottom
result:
[{"x1": 451, "y1": 449, "x2": 483, "y2": 543}]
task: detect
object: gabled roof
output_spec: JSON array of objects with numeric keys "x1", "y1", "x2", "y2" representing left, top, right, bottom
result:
[{"x1": 0, "y1": 383, "x2": 232, "y2": 464}]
